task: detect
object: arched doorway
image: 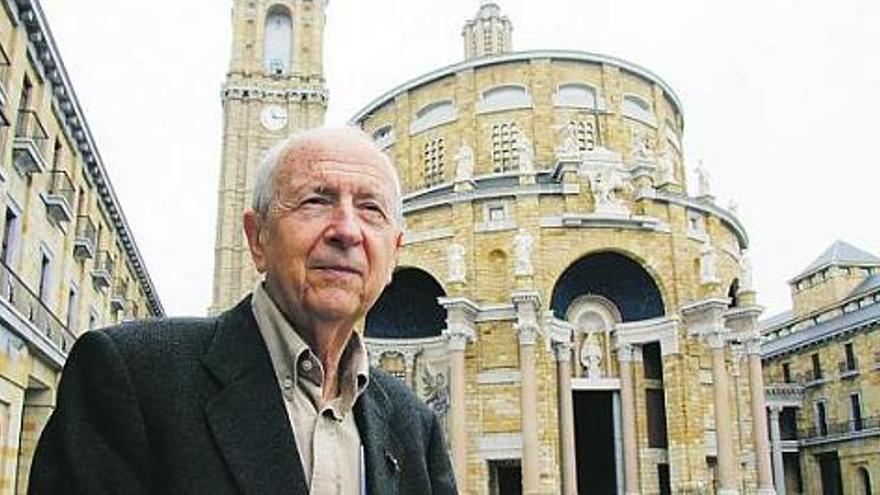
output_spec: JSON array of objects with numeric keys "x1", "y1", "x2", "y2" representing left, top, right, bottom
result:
[
  {"x1": 550, "y1": 251, "x2": 665, "y2": 495},
  {"x1": 365, "y1": 267, "x2": 446, "y2": 339}
]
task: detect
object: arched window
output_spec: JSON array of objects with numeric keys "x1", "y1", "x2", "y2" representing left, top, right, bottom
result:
[
  {"x1": 263, "y1": 6, "x2": 292, "y2": 75},
  {"x1": 860, "y1": 467, "x2": 872, "y2": 495},
  {"x1": 554, "y1": 83, "x2": 601, "y2": 109},
  {"x1": 477, "y1": 84, "x2": 531, "y2": 112},
  {"x1": 410, "y1": 100, "x2": 456, "y2": 135},
  {"x1": 622, "y1": 95, "x2": 655, "y2": 125}
]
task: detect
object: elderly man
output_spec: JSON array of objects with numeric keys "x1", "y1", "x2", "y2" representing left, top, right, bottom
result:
[{"x1": 30, "y1": 128, "x2": 457, "y2": 494}]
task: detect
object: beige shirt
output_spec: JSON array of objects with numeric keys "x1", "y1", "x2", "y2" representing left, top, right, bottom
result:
[{"x1": 251, "y1": 283, "x2": 370, "y2": 494}]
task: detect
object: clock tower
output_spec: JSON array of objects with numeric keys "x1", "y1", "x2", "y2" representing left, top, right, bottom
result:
[{"x1": 210, "y1": 0, "x2": 328, "y2": 314}]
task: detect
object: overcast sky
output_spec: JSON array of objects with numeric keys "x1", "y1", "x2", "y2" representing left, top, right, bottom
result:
[{"x1": 38, "y1": 0, "x2": 879, "y2": 319}]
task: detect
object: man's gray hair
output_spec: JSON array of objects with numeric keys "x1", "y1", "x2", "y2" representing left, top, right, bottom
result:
[{"x1": 251, "y1": 127, "x2": 403, "y2": 225}]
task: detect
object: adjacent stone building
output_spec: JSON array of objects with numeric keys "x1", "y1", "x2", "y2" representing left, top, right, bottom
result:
[
  {"x1": 211, "y1": 2, "x2": 777, "y2": 493},
  {"x1": 0, "y1": 0, "x2": 163, "y2": 492},
  {"x1": 762, "y1": 240, "x2": 879, "y2": 495}
]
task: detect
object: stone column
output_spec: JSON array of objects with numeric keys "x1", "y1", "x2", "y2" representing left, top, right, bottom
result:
[
  {"x1": 746, "y1": 335, "x2": 775, "y2": 495},
  {"x1": 513, "y1": 291, "x2": 541, "y2": 495},
  {"x1": 708, "y1": 330, "x2": 738, "y2": 495},
  {"x1": 548, "y1": 317, "x2": 577, "y2": 495},
  {"x1": 439, "y1": 297, "x2": 479, "y2": 491},
  {"x1": 768, "y1": 406, "x2": 786, "y2": 495},
  {"x1": 726, "y1": 306, "x2": 774, "y2": 495},
  {"x1": 617, "y1": 342, "x2": 640, "y2": 495},
  {"x1": 683, "y1": 299, "x2": 739, "y2": 495}
]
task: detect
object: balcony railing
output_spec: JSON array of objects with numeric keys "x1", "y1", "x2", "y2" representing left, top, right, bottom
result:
[
  {"x1": 800, "y1": 415, "x2": 880, "y2": 440},
  {"x1": 13, "y1": 109, "x2": 49, "y2": 174},
  {"x1": 0, "y1": 43, "x2": 10, "y2": 122},
  {"x1": 43, "y1": 169, "x2": 75, "y2": 223},
  {"x1": 73, "y1": 215, "x2": 97, "y2": 260},
  {"x1": 838, "y1": 360, "x2": 859, "y2": 378},
  {"x1": 0, "y1": 257, "x2": 75, "y2": 353},
  {"x1": 110, "y1": 279, "x2": 127, "y2": 312},
  {"x1": 91, "y1": 250, "x2": 114, "y2": 289}
]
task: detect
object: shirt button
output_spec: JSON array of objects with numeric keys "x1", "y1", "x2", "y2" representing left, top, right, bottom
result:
[
  {"x1": 282, "y1": 377, "x2": 293, "y2": 389},
  {"x1": 301, "y1": 359, "x2": 314, "y2": 372}
]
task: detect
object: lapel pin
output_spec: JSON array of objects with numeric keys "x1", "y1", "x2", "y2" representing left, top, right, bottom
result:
[{"x1": 384, "y1": 449, "x2": 400, "y2": 473}]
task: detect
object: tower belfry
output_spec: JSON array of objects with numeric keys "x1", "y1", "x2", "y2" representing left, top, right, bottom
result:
[
  {"x1": 210, "y1": 0, "x2": 328, "y2": 314},
  {"x1": 462, "y1": 1, "x2": 513, "y2": 60}
]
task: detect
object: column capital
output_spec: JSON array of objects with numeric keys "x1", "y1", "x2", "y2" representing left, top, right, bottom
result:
[
  {"x1": 546, "y1": 315, "x2": 574, "y2": 362},
  {"x1": 680, "y1": 297, "x2": 729, "y2": 332},
  {"x1": 616, "y1": 341, "x2": 636, "y2": 362},
  {"x1": 512, "y1": 290, "x2": 541, "y2": 346},
  {"x1": 723, "y1": 305, "x2": 764, "y2": 334},
  {"x1": 706, "y1": 328, "x2": 731, "y2": 349},
  {"x1": 439, "y1": 296, "x2": 479, "y2": 350}
]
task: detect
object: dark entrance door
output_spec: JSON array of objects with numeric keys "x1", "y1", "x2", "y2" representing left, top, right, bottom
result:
[
  {"x1": 818, "y1": 451, "x2": 843, "y2": 495},
  {"x1": 574, "y1": 391, "x2": 617, "y2": 494}
]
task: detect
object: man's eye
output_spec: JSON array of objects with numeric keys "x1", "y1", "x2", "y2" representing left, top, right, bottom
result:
[
  {"x1": 360, "y1": 202, "x2": 387, "y2": 218},
  {"x1": 302, "y1": 196, "x2": 330, "y2": 206}
]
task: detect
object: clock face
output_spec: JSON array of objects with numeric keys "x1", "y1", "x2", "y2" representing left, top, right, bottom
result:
[{"x1": 260, "y1": 105, "x2": 288, "y2": 131}]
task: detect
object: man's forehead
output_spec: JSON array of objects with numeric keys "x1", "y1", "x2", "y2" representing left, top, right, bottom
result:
[{"x1": 279, "y1": 148, "x2": 394, "y2": 192}]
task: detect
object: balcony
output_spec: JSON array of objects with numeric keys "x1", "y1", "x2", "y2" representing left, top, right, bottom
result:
[
  {"x1": 110, "y1": 279, "x2": 127, "y2": 312},
  {"x1": 838, "y1": 360, "x2": 859, "y2": 379},
  {"x1": 73, "y1": 215, "x2": 97, "y2": 260},
  {"x1": 91, "y1": 250, "x2": 114, "y2": 289},
  {"x1": 0, "y1": 258, "x2": 76, "y2": 353},
  {"x1": 0, "y1": 43, "x2": 10, "y2": 124},
  {"x1": 13, "y1": 109, "x2": 49, "y2": 175},
  {"x1": 42, "y1": 169, "x2": 75, "y2": 223},
  {"x1": 800, "y1": 415, "x2": 880, "y2": 446}
]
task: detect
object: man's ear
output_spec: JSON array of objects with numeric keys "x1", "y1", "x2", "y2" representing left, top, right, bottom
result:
[
  {"x1": 243, "y1": 210, "x2": 268, "y2": 273},
  {"x1": 387, "y1": 231, "x2": 404, "y2": 285}
]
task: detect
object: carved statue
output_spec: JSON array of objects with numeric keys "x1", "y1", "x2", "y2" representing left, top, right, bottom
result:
[
  {"x1": 740, "y1": 251, "x2": 754, "y2": 292},
  {"x1": 447, "y1": 243, "x2": 466, "y2": 283},
  {"x1": 557, "y1": 123, "x2": 581, "y2": 158},
  {"x1": 656, "y1": 146, "x2": 676, "y2": 184},
  {"x1": 588, "y1": 168, "x2": 631, "y2": 214},
  {"x1": 580, "y1": 332, "x2": 603, "y2": 379},
  {"x1": 454, "y1": 141, "x2": 474, "y2": 182},
  {"x1": 700, "y1": 240, "x2": 718, "y2": 284},
  {"x1": 513, "y1": 228, "x2": 534, "y2": 276},
  {"x1": 517, "y1": 135, "x2": 535, "y2": 173},
  {"x1": 696, "y1": 160, "x2": 712, "y2": 197},
  {"x1": 632, "y1": 128, "x2": 652, "y2": 158}
]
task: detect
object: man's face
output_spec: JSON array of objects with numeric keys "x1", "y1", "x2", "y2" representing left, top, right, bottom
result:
[{"x1": 245, "y1": 136, "x2": 402, "y2": 329}]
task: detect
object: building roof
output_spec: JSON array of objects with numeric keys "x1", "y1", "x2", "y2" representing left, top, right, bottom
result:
[
  {"x1": 791, "y1": 240, "x2": 880, "y2": 282},
  {"x1": 850, "y1": 274, "x2": 880, "y2": 298},
  {"x1": 762, "y1": 299, "x2": 880, "y2": 358},
  {"x1": 760, "y1": 310, "x2": 794, "y2": 330}
]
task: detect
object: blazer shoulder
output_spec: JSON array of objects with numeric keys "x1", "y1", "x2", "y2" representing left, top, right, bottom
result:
[{"x1": 96, "y1": 316, "x2": 218, "y2": 360}]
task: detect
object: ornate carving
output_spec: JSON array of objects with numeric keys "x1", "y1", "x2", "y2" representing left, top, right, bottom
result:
[
  {"x1": 421, "y1": 366, "x2": 450, "y2": 416},
  {"x1": 587, "y1": 167, "x2": 632, "y2": 215},
  {"x1": 656, "y1": 144, "x2": 676, "y2": 185},
  {"x1": 513, "y1": 228, "x2": 534, "y2": 276},
  {"x1": 700, "y1": 240, "x2": 719, "y2": 284},
  {"x1": 446, "y1": 243, "x2": 466, "y2": 283},
  {"x1": 454, "y1": 140, "x2": 474, "y2": 182},
  {"x1": 579, "y1": 332, "x2": 603, "y2": 379},
  {"x1": 517, "y1": 135, "x2": 535, "y2": 173}
]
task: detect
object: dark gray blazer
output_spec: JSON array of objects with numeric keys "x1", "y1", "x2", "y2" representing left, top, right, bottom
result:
[{"x1": 29, "y1": 297, "x2": 457, "y2": 495}]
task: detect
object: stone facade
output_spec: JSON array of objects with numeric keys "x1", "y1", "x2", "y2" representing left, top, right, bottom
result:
[
  {"x1": 763, "y1": 242, "x2": 879, "y2": 495},
  {"x1": 0, "y1": 0, "x2": 163, "y2": 492}
]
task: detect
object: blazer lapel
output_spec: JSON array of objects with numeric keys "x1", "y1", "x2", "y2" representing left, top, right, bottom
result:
[
  {"x1": 201, "y1": 298, "x2": 309, "y2": 495},
  {"x1": 355, "y1": 374, "x2": 400, "y2": 495}
]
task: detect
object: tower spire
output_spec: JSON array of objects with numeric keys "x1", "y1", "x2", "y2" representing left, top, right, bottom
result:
[{"x1": 462, "y1": 1, "x2": 513, "y2": 60}]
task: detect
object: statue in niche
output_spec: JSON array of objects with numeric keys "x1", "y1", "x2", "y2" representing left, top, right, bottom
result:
[
  {"x1": 557, "y1": 123, "x2": 581, "y2": 159},
  {"x1": 700, "y1": 240, "x2": 718, "y2": 284},
  {"x1": 588, "y1": 168, "x2": 631, "y2": 214},
  {"x1": 656, "y1": 145, "x2": 676, "y2": 184},
  {"x1": 454, "y1": 140, "x2": 474, "y2": 182},
  {"x1": 517, "y1": 135, "x2": 535, "y2": 173},
  {"x1": 513, "y1": 229, "x2": 534, "y2": 276},
  {"x1": 447, "y1": 243, "x2": 466, "y2": 283},
  {"x1": 696, "y1": 160, "x2": 712, "y2": 197},
  {"x1": 740, "y1": 252, "x2": 754, "y2": 292},
  {"x1": 632, "y1": 127, "x2": 653, "y2": 159},
  {"x1": 579, "y1": 332, "x2": 603, "y2": 379}
]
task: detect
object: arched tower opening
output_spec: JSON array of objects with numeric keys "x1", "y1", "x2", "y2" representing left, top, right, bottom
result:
[
  {"x1": 263, "y1": 5, "x2": 292, "y2": 75},
  {"x1": 365, "y1": 267, "x2": 447, "y2": 339},
  {"x1": 550, "y1": 251, "x2": 665, "y2": 321}
]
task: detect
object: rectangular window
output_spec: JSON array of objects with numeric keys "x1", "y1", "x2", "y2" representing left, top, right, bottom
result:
[
  {"x1": 816, "y1": 401, "x2": 828, "y2": 436},
  {"x1": 844, "y1": 342, "x2": 857, "y2": 371},
  {"x1": 646, "y1": 388, "x2": 668, "y2": 448},
  {"x1": 38, "y1": 252, "x2": 51, "y2": 303},
  {"x1": 658, "y1": 464, "x2": 671, "y2": 495},
  {"x1": 782, "y1": 363, "x2": 792, "y2": 383},
  {"x1": 811, "y1": 353, "x2": 823, "y2": 380},
  {"x1": 66, "y1": 286, "x2": 78, "y2": 331},
  {"x1": 88, "y1": 310, "x2": 99, "y2": 330},
  {"x1": 850, "y1": 394, "x2": 862, "y2": 431},
  {"x1": 643, "y1": 342, "x2": 664, "y2": 381},
  {"x1": 1, "y1": 207, "x2": 20, "y2": 266}
]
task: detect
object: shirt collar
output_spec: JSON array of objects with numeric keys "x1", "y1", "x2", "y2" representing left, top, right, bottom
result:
[{"x1": 251, "y1": 282, "x2": 370, "y2": 412}]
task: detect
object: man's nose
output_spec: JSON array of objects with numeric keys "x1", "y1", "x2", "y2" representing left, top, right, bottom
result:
[{"x1": 325, "y1": 202, "x2": 363, "y2": 247}]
